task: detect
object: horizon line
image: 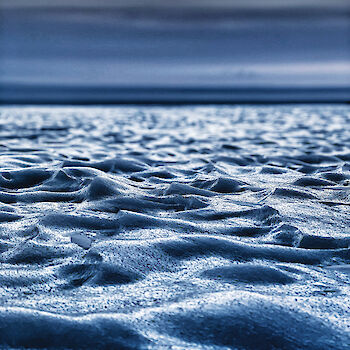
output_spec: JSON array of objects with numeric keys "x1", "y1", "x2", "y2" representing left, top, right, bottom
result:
[{"x1": 1, "y1": 85, "x2": 349, "y2": 105}]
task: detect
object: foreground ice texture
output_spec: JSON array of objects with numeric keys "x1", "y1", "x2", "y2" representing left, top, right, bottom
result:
[{"x1": 0, "y1": 105, "x2": 349, "y2": 349}]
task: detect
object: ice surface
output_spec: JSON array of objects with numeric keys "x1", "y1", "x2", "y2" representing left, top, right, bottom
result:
[
  {"x1": 0, "y1": 105, "x2": 349, "y2": 348},
  {"x1": 70, "y1": 232, "x2": 92, "y2": 250}
]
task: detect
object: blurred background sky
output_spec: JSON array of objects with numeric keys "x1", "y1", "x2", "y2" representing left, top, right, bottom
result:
[{"x1": 0, "y1": 0, "x2": 349, "y2": 103}]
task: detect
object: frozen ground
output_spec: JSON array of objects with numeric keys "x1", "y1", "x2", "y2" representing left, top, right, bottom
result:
[{"x1": 0, "y1": 105, "x2": 349, "y2": 349}]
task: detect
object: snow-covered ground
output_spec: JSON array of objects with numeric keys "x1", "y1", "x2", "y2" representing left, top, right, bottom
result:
[{"x1": 0, "y1": 105, "x2": 349, "y2": 348}]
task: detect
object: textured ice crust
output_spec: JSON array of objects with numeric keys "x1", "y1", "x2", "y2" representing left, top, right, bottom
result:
[{"x1": 0, "y1": 105, "x2": 349, "y2": 348}]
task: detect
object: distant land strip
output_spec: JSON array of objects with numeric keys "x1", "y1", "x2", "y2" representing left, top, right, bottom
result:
[{"x1": 1, "y1": 85, "x2": 349, "y2": 105}]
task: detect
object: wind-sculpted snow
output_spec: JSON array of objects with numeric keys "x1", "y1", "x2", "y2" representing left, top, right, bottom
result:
[{"x1": 0, "y1": 105, "x2": 349, "y2": 349}]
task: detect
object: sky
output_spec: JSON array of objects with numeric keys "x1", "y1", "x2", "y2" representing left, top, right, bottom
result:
[{"x1": 0, "y1": 0, "x2": 349, "y2": 102}]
